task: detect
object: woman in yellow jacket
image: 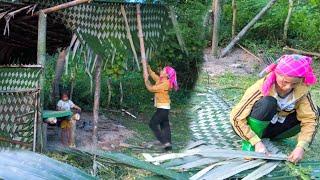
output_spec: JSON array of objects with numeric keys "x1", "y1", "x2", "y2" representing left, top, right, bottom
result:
[
  {"x1": 144, "y1": 65, "x2": 178, "y2": 151},
  {"x1": 230, "y1": 54, "x2": 318, "y2": 163}
]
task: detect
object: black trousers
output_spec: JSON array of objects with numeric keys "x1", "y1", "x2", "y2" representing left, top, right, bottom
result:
[
  {"x1": 250, "y1": 96, "x2": 301, "y2": 139},
  {"x1": 149, "y1": 108, "x2": 171, "y2": 144}
]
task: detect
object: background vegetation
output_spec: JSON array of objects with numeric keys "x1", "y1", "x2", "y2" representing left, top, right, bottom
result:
[{"x1": 44, "y1": 0, "x2": 320, "y2": 178}]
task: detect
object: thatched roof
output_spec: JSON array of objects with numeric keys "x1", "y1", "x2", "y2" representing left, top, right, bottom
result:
[{"x1": 0, "y1": 0, "x2": 170, "y2": 65}]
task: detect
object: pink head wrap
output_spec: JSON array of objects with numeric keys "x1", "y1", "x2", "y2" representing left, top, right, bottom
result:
[
  {"x1": 164, "y1": 66, "x2": 179, "y2": 91},
  {"x1": 261, "y1": 54, "x2": 317, "y2": 96}
]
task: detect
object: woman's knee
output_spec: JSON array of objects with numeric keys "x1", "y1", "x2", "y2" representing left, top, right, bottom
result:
[{"x1": 250, "y1": 96, "x2": 277, "y2": 121}]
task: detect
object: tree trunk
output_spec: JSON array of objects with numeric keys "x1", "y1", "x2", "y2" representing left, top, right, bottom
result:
[
  {"x1": 119, "y1": 81, "x2": 123, "y2": 106},
  {"x1": 283, "y1": 0, "x2": 293, "y2": 43},
  {"x1": 93, "y1": 56, "x2": 101, "y2": 146},
  {"x1": 220, "y1": 0, "x2": 278, "y2": 57},
  {"x1": 232, "y1": 0, "x2": 237, "y2": 38},
  {"x1": 70, "y1": 70, "x2": 75, "y2": 100},
  {"x1": 211, "y1": 0, "x2": 221, "y2": 57},
  {"x1": 107, "y1": 78, "x2": 112, "y2": 107},
  {"x1": 136, "y1": 4, "x2": 148, "y2": 78},
  {"x1": 51, "y1": 49, "x2": 66, "y2": 101},
  {"x1": 169, "y1": 6, "x2": 188, "y2": 55}
]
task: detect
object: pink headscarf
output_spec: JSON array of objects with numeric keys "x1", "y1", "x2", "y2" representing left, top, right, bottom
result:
[
  {"x1": 164, "y1": 66, "x2": 179, "y2": 91},
  {"x1": 261, "y1": 54, "x2": 317, "y2": 96}
]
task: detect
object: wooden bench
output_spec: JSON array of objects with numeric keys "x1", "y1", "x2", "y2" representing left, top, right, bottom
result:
[{"x1": 42, "y1": 110, "x2": 73, "y2": 150}]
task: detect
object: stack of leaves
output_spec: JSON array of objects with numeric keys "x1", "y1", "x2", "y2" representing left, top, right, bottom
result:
[{"x1": 142, "y1": 139, "x2": 290, "y2": 180}]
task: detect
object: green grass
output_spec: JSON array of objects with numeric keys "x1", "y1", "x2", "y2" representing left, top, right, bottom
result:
[{"x1": 107, "y1": 98, "x2": 192, "y2": 152}]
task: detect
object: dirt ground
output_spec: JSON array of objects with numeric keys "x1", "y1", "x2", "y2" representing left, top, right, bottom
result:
[
  {"x1": 202, "y1": 47, "x2": 264, "y2": 76},
  {"x1": 47, "y1": 112, "x2": 135, "y2": 151}
]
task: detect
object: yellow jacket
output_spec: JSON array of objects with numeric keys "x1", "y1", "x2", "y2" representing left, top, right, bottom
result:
[
  {"x1": 230, "y1": 78, "x2": 319, "y2": 150},
  {"x1": 145, "y1": 66, "x2": 171, "y2": 108}
]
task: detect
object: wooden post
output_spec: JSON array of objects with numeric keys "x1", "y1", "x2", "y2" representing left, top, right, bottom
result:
[
  {"x1": 232, "y1": 0, "x2": 237, "y2": 38},
  {"x1": 120, "y1": 5, "x2": 140, "y2": 71},
  {"x1": 92, "y1": 55, "x2": 101, "y2": 177},
  {"x1": 211, "y1": 0, "x2": 221, "y2": 57},
  {"x1": 221, "y1": 0, "x2": 278, "y2": 57},
  {"x1": 92, "y1": 56, "x2": 101, "y2": 146},
  {"x1": 136, "y1": 4, "x2": 148, "y2": 78},
  {"x1": 36, "y1": 11, "x2": 47, "y2": 152},
  {"x1": 283, "y1": 0, "x2": 293, "y2": 43},
  {"x1": 169, "y1": 6, "x2": 188, "y2": 55}
]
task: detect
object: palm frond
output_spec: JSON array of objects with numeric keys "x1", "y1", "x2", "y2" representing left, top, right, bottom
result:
[{"x1": 0, "y1": 150, "x2": 94, "y2": 180}]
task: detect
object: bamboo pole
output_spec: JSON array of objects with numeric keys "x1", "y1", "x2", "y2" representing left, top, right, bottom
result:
[
  {"x1": 36, "y1": 0, "x2": 91, "y2": 15},
  {"x1": 169, "y1": 6, "x2": 188, "y2": 55},
  {"x1": 283, "y1": 0, "x2": 293, "y2": 43},
  {"x1": 18, "y1": 0, "x2": 91, "y2": 22},
  {"x1": 220, "y1": 0, "x2": 278, "y2": 57},
  {"x1": 283, "y1": 46, "x2": 320, "y2": 57},
  {"x1": 36, "y1": 11, "x2": 47, "y2": 152},
  {"x1": 136, "y1": 4, "x2": 148, "y2": 78},
  {"x1": 120, "y1": 5, "x2": 140, "y2": 71},
  {"x1": 232, "y1": 0, "x2": 237, "y2": 38},
  {"x1": 211, "y1": 0, "x2": 221, "y2": 57}
]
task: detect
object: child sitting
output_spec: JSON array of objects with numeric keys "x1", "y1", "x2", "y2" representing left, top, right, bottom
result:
[{"x1": 57, "y1": 91, "x2": 81, "y2": 147}]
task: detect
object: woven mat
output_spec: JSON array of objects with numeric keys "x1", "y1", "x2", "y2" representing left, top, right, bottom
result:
[{"x1": 189, "y1": 87, "x2": 241, "y2": 149}]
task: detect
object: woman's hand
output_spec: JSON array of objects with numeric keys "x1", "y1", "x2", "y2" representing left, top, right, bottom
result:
[
  {"x1": 288, "y1": 147, "x2": 304, "y2": 164},
  {"x1": 255, "y1": 141, "x2": 268, "y2": 154}
]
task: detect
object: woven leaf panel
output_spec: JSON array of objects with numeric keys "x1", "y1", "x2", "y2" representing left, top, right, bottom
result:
[
  {"x1": 28, "y1": 1, "x2": 170, "y2": 62},
  {"x1": 63, "y1": 3, "x2": 170, "y2": 59},
  {"x1": 0, "y1": 68, "x2": 41, "y2": 91},
  {"x1": 0, "y1": 91, "x2": 37, "y2": 150}
]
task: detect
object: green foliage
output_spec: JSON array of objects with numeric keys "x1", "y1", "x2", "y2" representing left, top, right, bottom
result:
[
  {"x1": 44, "y1": 1, "x2": 209, "y2": 110},
  {"x1": 220, "y1": 0, "x2": 320, "y2": 52},
  {"x1": 152, "y1": 0, "x2": 210, "y2": 89}
]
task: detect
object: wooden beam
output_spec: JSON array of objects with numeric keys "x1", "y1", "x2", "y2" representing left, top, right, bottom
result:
[
  {"x1": 283, "y1": 46, "x2": 320, "y2": 57},
  {"x1": 17, "y1": 0, "x2": 91, "y2": 21},
  {"x1": 211, "y1": 0, "x2": 221, "y2": 57},
  {"x1": 220, "y1": 0, "x2": 278, "y2": 57}
]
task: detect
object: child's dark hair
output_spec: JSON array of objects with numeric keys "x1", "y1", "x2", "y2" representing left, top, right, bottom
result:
[{"x1": 60, "y1": 91, "x2": 69, "y2": 98}]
